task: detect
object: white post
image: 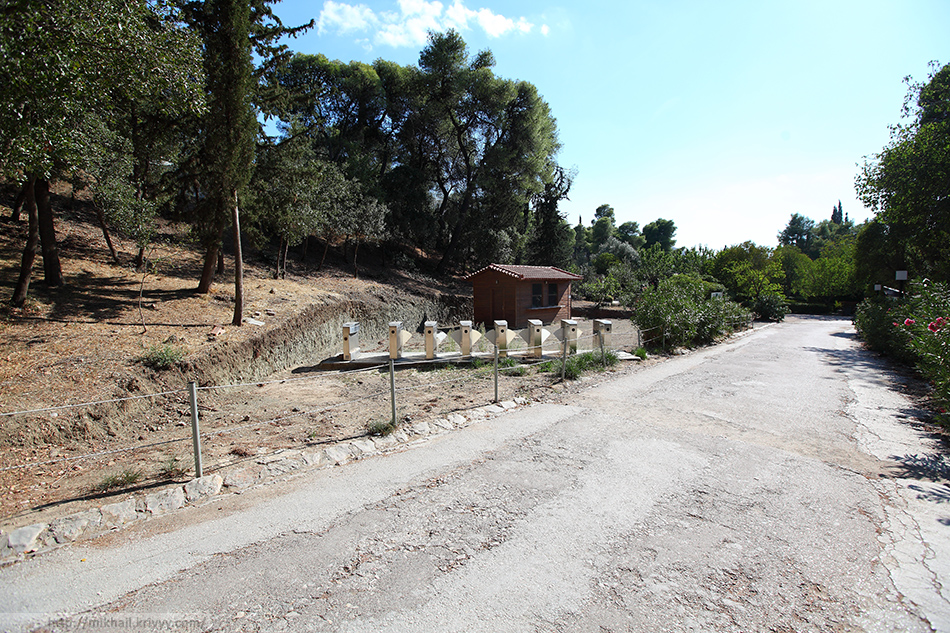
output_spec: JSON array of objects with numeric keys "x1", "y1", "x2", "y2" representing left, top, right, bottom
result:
[{"x1": 493, "y1": 320, "x2": 508, "y2": 358}]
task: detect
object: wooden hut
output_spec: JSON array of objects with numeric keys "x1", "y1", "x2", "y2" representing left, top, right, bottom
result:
[{"x1": 466, "y1": 264, "x2": 583, "y2": 328}]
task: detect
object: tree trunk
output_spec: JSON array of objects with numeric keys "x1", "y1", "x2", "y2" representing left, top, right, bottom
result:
[
  {"x1": 282, "y1": 239, "x2": 289, "y2": 279},
  {"x1": 197, "y1": 241, "x2": 219, "y2": 293},
  {"x1": 353, "y1": 239, "x2": 360, "y2": 279},
  {"x1": 11, "y1": 180, "x2": 27, "y2": 222},
  {"x1": 134, "y1": 246, "x2": 146, "y2": 271},
  {"x1": 95, "y1": 205, "x2": 120, "y2": 263},
  {"x1": 11, "y1": 177, "x2": 38, "y2": 307},
  {"x1": 216, "y1": 249, "x2": 225, "y2": 275},
  {"x1": 35, "y1": 179, "x2": 63, "y2": 287},
  {"x1": 318, "y1": 238, "x2": 330, "y2": 272},
  {"x1": 273, "y1": 236, "x2": 283, "y2": 279},
  {"x1": 231, "y1": 190, "x2": 244, "y2": 327}
]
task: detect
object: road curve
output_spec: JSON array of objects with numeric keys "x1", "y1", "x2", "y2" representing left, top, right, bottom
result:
[{"x1": 2, "y1": 315, "x2": 949, "y2": 632}]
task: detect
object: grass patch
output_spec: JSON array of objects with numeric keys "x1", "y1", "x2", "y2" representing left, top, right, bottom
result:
[
  {"x1": 634, "y1": 347, "x2": 648, "y2": 360},
  {"x1": 158, "y1": 456, "x2": 191, "y2": 479},
  {"x1": 367, "y1": 418, "x2": 399, "y2": 436},
  {"x1": 93, "y1": 468, "x2": 143, "y2": 492},
  {"x1": 138, "y1": 343, "x2": 186, "y2": 370},
  {"x1": 497, "y1": 356, "x2": 527, "y2": 377},
  {"x1": 537, "y1": 350, "x2": 619, "y2": 380}
]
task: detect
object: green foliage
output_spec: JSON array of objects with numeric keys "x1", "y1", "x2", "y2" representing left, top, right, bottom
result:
[
  {"x1": 724, "y1": 259, "x2": 785, "y2": 303},
  {"x1": 590, "y1": 215, "x2": 616, "y2": 251},
  {"x1": 633, "y1": 275, "x2": 752, "y2": 349},
  {"x1": 642, "y1": 218, "x2": 677, "y2": 251},
  {"x1": 856, "y1": 62, "x2": 950, "y2": 283},
  {"x1": 139, "y1": 344, "x2": 186, "y2": 370},
  {"x1": 577, "y1": 269, "x2": 621, "y2": 307},
  {"x1": 526, "y1": 166, "x2": 575, "y2": 268},
  {"x1": 0, "y1": 0, "x2": 204, "y2": 180},
  {"x1": 855, "y1": 281, "x2": 950, "y2": 418},
  {"x1": 634, "y1": 347, "x2": 648, "y2": 360},
  {"x1": 538, "y1": 350, "x2": 618, "y2": 380},
  {"x1": 854, "y1": 296, "x2": 916, "y2": 363},
  {"x1": 752, "y1": 293, "x2": 789, "y2": 322},
  {"x1": 497, "y1": 356, "x2": 527, "y2": 377}
]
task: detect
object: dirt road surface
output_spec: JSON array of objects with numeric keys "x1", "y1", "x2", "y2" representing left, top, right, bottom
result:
[{"x1": 2, "y1": 316, "x2": 949, "y2": 632}]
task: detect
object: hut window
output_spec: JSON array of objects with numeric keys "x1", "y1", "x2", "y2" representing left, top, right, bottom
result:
[
  {"x1": 532, "y1": 283, "x2": 543, "y2": 307},
  {"x1": 548, "y1": 283, "x2": 558, "y2": 306}
]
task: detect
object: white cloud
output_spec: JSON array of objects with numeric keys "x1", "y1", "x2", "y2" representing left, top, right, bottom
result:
[
  {"x1": 540, "y1": 24, "x2": 550, "y2": 36},
  {"x1": 317, "y1": 1, "x2": 377, "y2": 35},
  {"x1": 316, "y1": 0, "x2": 537, "y2": 48}
]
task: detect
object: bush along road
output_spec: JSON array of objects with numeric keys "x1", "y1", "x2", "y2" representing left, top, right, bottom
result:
[{"x1": 1, "y1": 315, "x2": 948, "y2": 632}]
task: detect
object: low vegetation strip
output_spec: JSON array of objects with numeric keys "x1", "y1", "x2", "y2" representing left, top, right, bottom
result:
[{"x1": 854, "y1": 280, "x2": 950, "y2": 422}]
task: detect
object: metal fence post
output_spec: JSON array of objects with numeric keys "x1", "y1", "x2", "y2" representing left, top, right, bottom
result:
[
  {"x1": 390, "y1": 358, "x2": 397, "y2": 425},
  {"x1": 493, "y1": 344, "x2": 499, "y2": 403},
  {"x1": 561, "y1": 335, "x2": 568, "y2": 381},
  {"x1": 187, "y1": 381, "x2": 203, "y2": 479}
]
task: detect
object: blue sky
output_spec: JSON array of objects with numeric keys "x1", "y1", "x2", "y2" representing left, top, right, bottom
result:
[{"x1": 272, "y1": 0, "x2": 949, "y2": 250}]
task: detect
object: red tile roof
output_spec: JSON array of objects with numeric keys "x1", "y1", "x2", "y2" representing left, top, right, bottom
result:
[{"x1": 465, "y1": 264, "x2": 583, "y2": 281}]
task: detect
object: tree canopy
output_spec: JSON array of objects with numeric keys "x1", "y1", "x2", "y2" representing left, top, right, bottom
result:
[{"x1": 856, "y1": 62, "x2": 950, "y2": 283}]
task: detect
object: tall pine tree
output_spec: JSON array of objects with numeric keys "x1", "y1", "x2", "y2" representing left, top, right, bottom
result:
[{"x1": 192, "y1": 0, "x2": 256, "y2": 325}]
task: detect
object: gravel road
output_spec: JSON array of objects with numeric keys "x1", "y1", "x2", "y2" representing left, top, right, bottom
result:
[{"x1": 2, "y1": 315, "x2": 949, "y2": 632}]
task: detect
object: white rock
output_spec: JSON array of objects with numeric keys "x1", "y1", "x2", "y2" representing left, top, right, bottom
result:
[
  {"x1": 371, "y1": 434, "x2": 399, "y2": 450},
  {"x1": 144, "y1": 487, "x2": 186, "y2": 515},
  {"x1": 410, "y1": 421, "x2": 431, "y2": 435},
  {"x1": 50, "y1": 509, "x2": 102, "y2": 544},
  {"x1": 350, "y1": 439, "x2": 377, "y2": 456},
  {"x1": 223, "y1": 466, "x2": 262, "y2": 490},
  {"x1": 6, "y1": 524, "x2": 46, "y2": 554},
  {"x1": 184, "y1": 475, "x2": 223, "y2": 503},
  {"x1": 100, "y1": 499, "x2": 139, "y2": 527},
  {"x1": 301, "y1": 451, "x2": 325, "y2": 467},
  {"x1": 323, "y1": 445, "x2": 353, "y2": 465}
]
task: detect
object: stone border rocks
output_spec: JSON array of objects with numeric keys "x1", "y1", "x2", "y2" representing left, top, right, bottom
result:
[{"x1": 0, "y1": 398, "x2": 529, "y2": 564}]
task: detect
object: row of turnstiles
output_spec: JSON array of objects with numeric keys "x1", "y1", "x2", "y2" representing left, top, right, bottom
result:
[{"x1": 341, "y1": 319, "x2": 614, "y2": 361}]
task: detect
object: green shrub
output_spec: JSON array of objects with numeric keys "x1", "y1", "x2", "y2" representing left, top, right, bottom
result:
[
  {"x1": 139, "y1": 344, "x2": 185, "y2": 370},
  {"x1": 633, "y1": 275, "x2": 752, "y2": 349},
  {"x1": 752, "y1": 293, "x2": 789, "y2": 322},
  {"x1": 854, "y1": 296, "x2": 917, "y2": 364},
  {"x1": 855, "y1": 281, "x2": 950, "y2": 420},
  {"x1": 634, "y1": 347, "x2": 648, "y2": 360}
]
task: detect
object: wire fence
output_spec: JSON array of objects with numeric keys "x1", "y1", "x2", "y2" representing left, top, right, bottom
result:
[{"x1": 0, "y1": 317, "x2": 755, "y2": 515}]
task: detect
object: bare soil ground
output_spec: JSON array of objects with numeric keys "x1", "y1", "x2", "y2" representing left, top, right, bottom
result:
[{"x1": 0, "y1": 184, "x2": 647, "y2": 534}]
